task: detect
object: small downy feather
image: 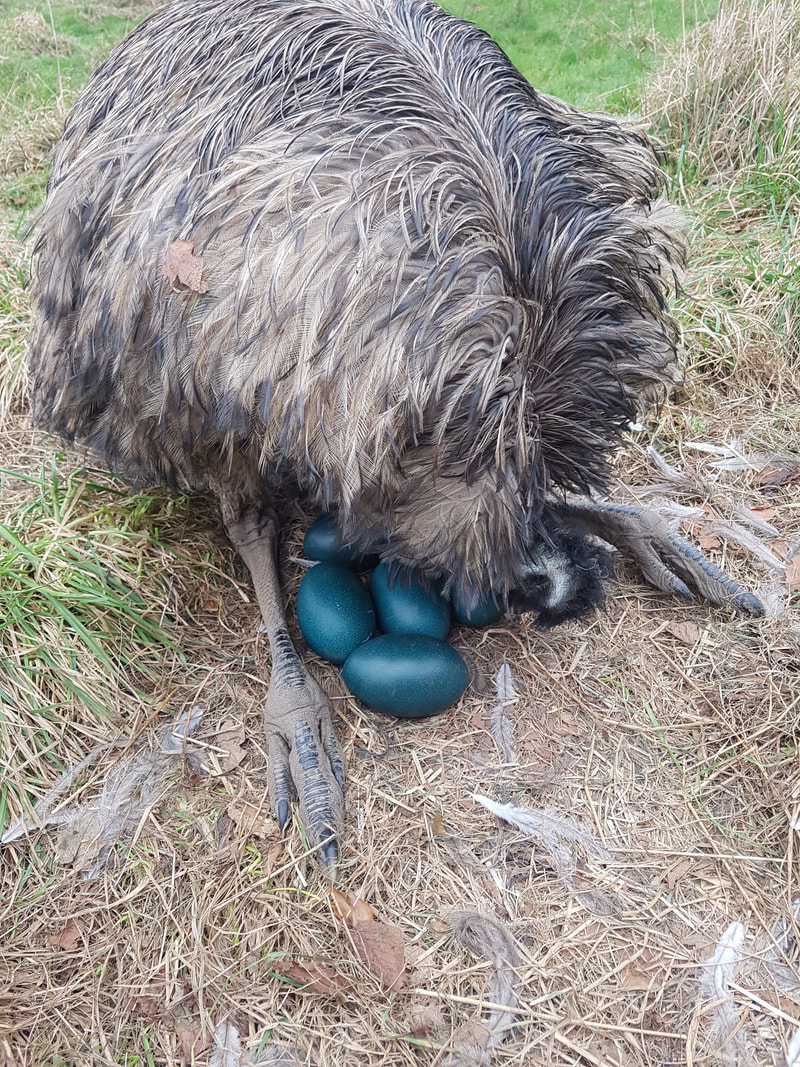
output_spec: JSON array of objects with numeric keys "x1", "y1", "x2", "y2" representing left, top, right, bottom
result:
[
  {"x1": 699, "y1": 920, "x2": 747, "y2": 1067},
  {"x1": 489, "y1": 664, "x2": 516, "y2": 764},
  {"x1": 444, "y1": 910, "x2": 521, "y2": 1067},
  {"x1": 472, "y1": 793, "x2": 611, "y2": 882},
  {"x1": 1, "y1": 708, "x2": 206, "y2": 877}
]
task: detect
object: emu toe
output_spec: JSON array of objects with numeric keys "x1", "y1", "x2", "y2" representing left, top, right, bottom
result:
[
  {"x1": 263, "y1": 675, "x2": 346, "y2": 877},
  {"x1": 560, "y1": 501, "x2": 764, "y2": 616}
]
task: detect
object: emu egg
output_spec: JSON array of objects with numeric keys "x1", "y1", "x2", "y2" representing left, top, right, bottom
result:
[
  {"x1": 296, "y1": 562, "x2": 375, "y2": 664},
  {"x1": 451, "y1": 588, "x2": 505, "y2": 628},
  {"x1": 370, "y1": 563, "x2": 451, "y2": 639},
  {"x1": 303, "y1": 513, "x2": 380, "y2": 571},
  {"x1": 343, "y1": 634, "x2": 469, "y2": 718}
]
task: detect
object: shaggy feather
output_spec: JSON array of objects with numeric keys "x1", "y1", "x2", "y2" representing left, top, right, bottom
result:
[{"x1": 29, "y1": 0, "x2": 686, "y2": 605}]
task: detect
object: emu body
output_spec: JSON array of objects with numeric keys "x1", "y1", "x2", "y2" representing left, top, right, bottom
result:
[{"x1": 29, "y1": 0, "x2": 761, "y2": 873}]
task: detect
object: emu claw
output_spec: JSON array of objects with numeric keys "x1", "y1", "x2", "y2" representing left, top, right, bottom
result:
[
  {"x1": 558, "y1": 500, "x2": 764, "y2": 616},
  {"x1": 264, "y1": 676, "x2": 346, "y2": 877}
]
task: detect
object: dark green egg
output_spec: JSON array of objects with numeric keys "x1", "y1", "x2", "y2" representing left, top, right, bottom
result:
[
  {"x1": 343, "y1": 634, "x2": 469, "y2": 718},
  {"x1": 303, "y1": 514, "x2": 379, "y2": 571},
  {"x1": 370, "y1": 563, "x2": 450, "y2": 639},
  {"x1": 296, "y1": 562, "x2": 375, "y2": 664},
  {"x1": 451, "y1": 588, "x2": 505, "y2": 628}
]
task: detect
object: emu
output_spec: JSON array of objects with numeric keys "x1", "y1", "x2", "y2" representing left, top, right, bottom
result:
[{"x1": 29, "y1": 0, "x2": 761, "y2": 874}]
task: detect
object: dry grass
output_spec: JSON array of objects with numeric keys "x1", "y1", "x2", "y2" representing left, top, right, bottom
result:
[
  {"x1": 1, "y1": 2, "x2": 799, "y2": 1066},
  {"x1": 643, "y1": 0, "x2": 800, "y2": 178}
]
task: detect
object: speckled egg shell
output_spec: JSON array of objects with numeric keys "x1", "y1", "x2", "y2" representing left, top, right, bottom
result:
[
  {"x1": 370, "y1": 563, "x2": 450, "y2": 639},
  {"x1": 343, "y1": 634, "x2": 469, "y2": 718},
  {"x1": 296, "y1": 562, "x2": 375, "y2": 664}
]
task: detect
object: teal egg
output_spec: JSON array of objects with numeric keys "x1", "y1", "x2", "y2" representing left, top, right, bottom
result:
[
  {"x1": 343, "y1": 634, "x2": 469, "y2": 718},
  {"x1": 451, "y1": 588, "x2": 505, "y2": 628},
  {"x1": 303, "y1": 514, "x2": 379, "y2": 571},
  {"x1": 296, "y1": 562, "x2": 375, "y2": 664},
  {"x1": 370, "y1": 563, "x2": 450, "y2": 639}
]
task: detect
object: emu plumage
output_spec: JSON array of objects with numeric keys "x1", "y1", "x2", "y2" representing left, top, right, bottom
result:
[{"x1": 29, "y1": 0, "x2": 761, "y2": 873}]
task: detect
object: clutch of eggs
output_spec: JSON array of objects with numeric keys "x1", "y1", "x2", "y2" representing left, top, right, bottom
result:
[{"x1": 296, "y1": 514, "x2": 505, "y2": 718}]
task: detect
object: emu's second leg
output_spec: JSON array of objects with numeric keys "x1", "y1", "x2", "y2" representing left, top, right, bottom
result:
[
  {"x1": 224, "y1": 503, "x2": 345, "y2": 875},
  {"x1": 556, "y1": 499, "x2": 764, "y2": 616}
]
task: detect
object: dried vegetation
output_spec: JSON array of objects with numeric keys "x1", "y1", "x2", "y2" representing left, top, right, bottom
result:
[{"x1": 0, "y1": 1, "x2": 799, "y2": 1065}]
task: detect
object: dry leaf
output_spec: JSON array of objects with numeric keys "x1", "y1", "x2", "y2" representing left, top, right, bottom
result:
[
  {"x1": 617, "y1": 944, "x2": 666, "y2": 991},
  {"x1": 430, "y1": 812, "x2": 445, "y2": 836},
  {"x1": 131, "y1": 971, "x2": 167, "y2": 1020},
  {"x1": 133, "y1": 994, "x2": 162, "y2": 1021},
  {"x1": 665, "y1": 857, "x2": 717, "y2": 889},
  {"x1": 697, "y1": 533, "x2": 721, "y2": 551},
  {"x1": 46, "y1": 917, "x2": 83, "y2": 951},
  {"x1": 746, "y1": 505, "x2": 778, "y2": 521},
  {"x1": 406, "y1": 1003, "x2": 445, "y2": 1039},
  {"x1": 162, "y1": 239, "x2": 209, "y2": 294},
  {"x1": 664, "y1": 621, "x2": 703, "y2": 645},
  {"x1": 330, "y1": 887, "x2": 374, "y2": 924},
  {"x1": 786, "y1": 556, "x2": 800, "y2": 593},
  {"x1": 281, "y1": 960, "x2": 348, "y2": 997},
  {"x1": 216, "y1": 721, "x2": 247, "y2": 771},
  {"x1": 171, "y1": 999, "x2": 209, "y2": 1066},
  {"x1": 350, "y1": 920, "x2": 406, "y2": 991},
  {"x1": 752, "y1": 463, "x2": 800, "y2": 488},
  {"x1": 226, "y1": 796, "x2": 278, "y2": 840}
]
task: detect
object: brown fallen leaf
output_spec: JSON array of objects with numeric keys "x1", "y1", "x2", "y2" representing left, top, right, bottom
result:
[
  {"x1": 133, "y1": 994, "x2": 161, "y2": 1021},
  {"x1": 406, "y1": 1002, "x2": 446, "y2": 1039},
  {"x1": 618, "y1": 945, "x2": 667, "y2": 991},
  {"x1": 665, "y1": 857, "x2": 716, "y2": 890},
  {"x1": 430, "y1": 811, "x2": 445, "y2": 836},
  {"x1": 748, "y1": 505, "x2": 778, "y2": 521},
  {"x1": 786, "y1": 555, "x2": 800, "y2": 593},
  {"x1": 130, "y1": 970, "x2": 167, "y2": 1020},
  {"x1": 162, "y1": 239, "x2": 209, "y2": 294},
  {"x1": 696, "y1": 533, "x2": 721, "y2": 551},
  {"x1": 215, "y1": 720, "x2": 247, "y2": 771},
  {"x1": 169, "y1": 994, "x2": 209, "y2": 1066},
  {"x1": 225, "y1": 795, "x2": 277, "y2": 840},
  {"x1": 281, "y1": 960, "x2": 349, "y2": 997},
  {"x1": 664, "y1": 620, "x2": 703, "y2": 646},
  {"x1": 330, "y1": 887, "x2": 374, "y2": 925},
  {"x1": 47, "y1": 917, "x2": 83, "y2": 951},
  {"x1": 445, "y1": 1020, "x2": 491, "y2": 1067},
  {"x1": 752, "y1": 463, "x2": 800, "y2": 488},
  {"x1": 350, "y1": 919, "x2": 406, "y2": 991}
]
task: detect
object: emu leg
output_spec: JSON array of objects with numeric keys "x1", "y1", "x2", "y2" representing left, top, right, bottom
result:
[
  {"x1": 555, "y1": 499, "x2": 764, "y2": 616},
  {"x1": 225, "y1": 504, "x2": 345, "y2": 875}
]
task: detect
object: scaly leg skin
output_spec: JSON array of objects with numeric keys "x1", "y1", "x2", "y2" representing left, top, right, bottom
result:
[
  {"x1": 556, "y1": 499, "x2": 764, "y2": 617},
  {"x1": 225, "y1": 504, "x2": 345, "y2": 877}
]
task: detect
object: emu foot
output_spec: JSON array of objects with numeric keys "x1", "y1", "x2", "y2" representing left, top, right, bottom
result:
[
  {"x1": 559, "y1": 500, "x2": 764, "y2": 616},
  {"x1": 264, "y1": 673, "x2": 346, "y2": 877}
]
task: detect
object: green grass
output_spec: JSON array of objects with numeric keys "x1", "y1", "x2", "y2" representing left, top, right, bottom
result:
[
  {"x1": 0, "y1": 463, "x2": 183, "y2": 810},
  {"x1": 0, "y1": 0, "x2": 717, "y2": 230},
  {"x1": 441, "y1": 0, "x2": 719, "y2": 109},
  {"x1": 0, "y1": 2, "x2": 146, "y2": 112}
]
